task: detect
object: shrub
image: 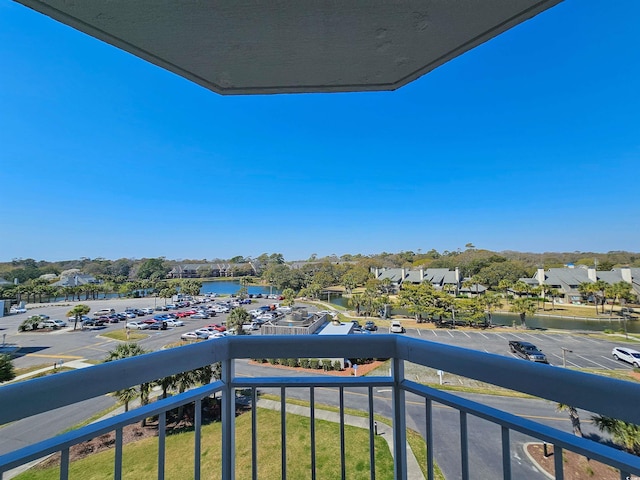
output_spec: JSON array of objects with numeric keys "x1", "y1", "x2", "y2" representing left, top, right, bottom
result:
[
  {"x1": 279, "y1": 358, "x2": 288, "y2": 366},
  {"x1": 333, "y1": 360, "x2": 342, "y2": 371},
  {"x1": 0, "y1": 354, "x2": 15, "y2": 382},
  {"x1": 268, "y1": 358, "x2": 277, "y2": 365},
  {"x1": 310, "y1": 359, "x2": 319, "y2": 369},
  {"x1": 287, "y1": 358, "x2": 298, "y2": 368},
  {"x1": 321, "y1": 359, "x2": 332, "y2": 371},
  {"x1": 300, "y1": 358, "x2": 310, "y2": 369}
]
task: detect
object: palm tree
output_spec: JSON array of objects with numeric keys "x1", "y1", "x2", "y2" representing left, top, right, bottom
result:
[
  {"x1": 104, "y1": 343, "x2": 149, "y2": 416},
  {"x1": 605, "y1": 282, "x2": 632, "y2": 317},
  {"x1": 592, "y1": 415, "x2": 640, "y2": 455},
  {"x1": 227, "y1": 307, "x2": 251, "y2": 334},
  {"x1": 510, "y1": 298, "x2": 536, "y2": 328},
  {"x1": 66, "y1": 304, "x2": 90, "y2": 330},
  {"x1": 480, "y1": 293, "x2": 502, "y2": 326},
  {"x1": 347, "y1": 293, "x2": 362, "y2": 316},
  {"x1": 546, "y1": 287, "x2": 560, "y2": 311},
  {"x1": 557, "y1": 404, "x2": 583, "y2": 437}
]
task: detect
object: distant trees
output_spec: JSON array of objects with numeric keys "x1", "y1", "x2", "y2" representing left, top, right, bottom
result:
[{"x1": 136, "y1": 258, "x2": 169, "y2": 280}]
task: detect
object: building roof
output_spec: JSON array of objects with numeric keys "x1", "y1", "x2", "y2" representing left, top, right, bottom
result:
[
  {"x1": 317, "y1": 322, "x2": 355, "y2": 336},
  {"x1": 15, "y1": 1, "x2": 562, "y2": 95},
  {"x1": 52, "y1": 274, "x2": 99, "y2": 287}
]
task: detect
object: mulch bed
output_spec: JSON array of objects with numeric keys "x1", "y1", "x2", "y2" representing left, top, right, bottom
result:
[
  {"x1": 248, "y1": 359, "x2": 385, "y2": 377},
  {"x1": 526, "y1": 443, "x2": 637, "y2": 480}
]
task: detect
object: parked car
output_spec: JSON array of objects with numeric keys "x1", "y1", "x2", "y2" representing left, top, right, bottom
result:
[
  {"x1": 612, "y1": 347, "x2": 640, "y2": 368},
  {"x1": 82, "y1": 318, "x2": 107, "y2": 327},
  {"x1": 364, "y1": 321, "x2": 378, "y2": 331},
  {"x1": 191, "y1": 312, "x2": 209, "y2": 319},
  {"x1": 140, "y1": 308, "x2": 154, "y2": 315},
  {"x1": 164, "y1": 319, "x2": 185, "y2": 327},
  {"x1": 509, "y1": 341, "x2": 548, "y2": 363},
  {"x1": 40, "y1": 319, "x2": 68, "y2": 329},
  {"x1": 10, "y1": 306, "x2": 27, "y2": 314},
  {"x1": 181, "y1": 331, "x2": 209, "y2": 341},
  {"x1": 147, "y1": 321, "x2": 168, "y2": 330},
  {"x1": 93, "y1": 308, "x2": 115, "y2": 317},
  {"x1": 126, "y1": 321, "x2": 149, "y2": 330},
  {"x1": 390, "y1": 321, "x2": 405, "y2": 334},
  {"x1": 277, "y1": 306, "x2": 292, "y2": 313},
  {"x1": 206, "y1": 324, "x2": 226, "y2": 332}
]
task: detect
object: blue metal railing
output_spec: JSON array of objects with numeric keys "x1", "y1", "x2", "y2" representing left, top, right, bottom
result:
[{"x1": 0, "y1": 335, "x2": 639, "y2": 479}]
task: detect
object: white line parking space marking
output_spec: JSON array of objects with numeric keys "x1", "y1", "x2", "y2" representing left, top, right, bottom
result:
[
  {"x1": 574, "y1": 353, "x2": 610, "y2": 369},
  {"x1": 446, "y1": 330, "x2": 454, "y2": 337},
  {"x1": 478, "y1": 332, "x2": 490, "y2": 339},
  {"x1": 577, "y1": 336, "x2": 601, "y2": 344},
  {"x1": 603, "y1": 355, "x2": 632, "y2": 368},
  {"x1": 540, "y1": 335, "x2": 561, "y2": 342},
  {"x1": 494, "y1": 333, "x2": 508, "y2": 340},
  {"x1": 460, "y1": 331, "x2": 470, "y2": 338},
  {"x1": 416, "y1": 329, "x2": 422, "y2": 336},
  {"x1": 550, "y1": 352, "x2": 581, "y2": 368},
  {"x1": 432, "y1": 330, "x2": 438, "y2": 337}
]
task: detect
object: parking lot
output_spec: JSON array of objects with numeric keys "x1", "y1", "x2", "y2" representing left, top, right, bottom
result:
[
  {"x1": 401, "y1": 326, "x2": 635, "y2": 371},
  {"x1": 1, "y1": 298, "x2": 637, "y2": 374}
]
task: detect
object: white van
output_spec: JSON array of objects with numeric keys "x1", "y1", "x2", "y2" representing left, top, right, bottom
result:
[{"x1": 93, "y1": 308, "x2": 115, "y2": 317}]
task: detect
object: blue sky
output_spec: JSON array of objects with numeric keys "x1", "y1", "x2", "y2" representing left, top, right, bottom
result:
[{"x1": 1, "y1": 1, "x2": 639, "y2": 262}]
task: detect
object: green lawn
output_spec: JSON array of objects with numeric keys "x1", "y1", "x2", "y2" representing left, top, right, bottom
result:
[{"x1": 16, "y1": 409, "x2": 395, "y2": 480}]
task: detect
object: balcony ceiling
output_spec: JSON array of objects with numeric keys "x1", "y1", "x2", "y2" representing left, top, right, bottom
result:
[{"x1": 16, "y1": 0, "x2": 562, "y2": 95}]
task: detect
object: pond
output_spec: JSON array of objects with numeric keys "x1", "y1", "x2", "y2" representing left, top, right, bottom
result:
[
  {"x1": 327, "y1": 294, "x2": 640, "y2": 333},
  {"x1": 200, "y1": 280, "x2": 280, "y2": 296}
]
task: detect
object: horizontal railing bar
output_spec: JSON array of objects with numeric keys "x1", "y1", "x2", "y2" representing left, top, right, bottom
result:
[
  {"x1": 233, "y1": 376, "x2": 393, "y2": 389},
  {"x1": 402, "y1": 380, "x2": 640, "y2": 475},
  {"x1": 4, "y1": 336, "x2": 639, "y2": 427},
  {"x1": 0, "y1": 340, "x2": 228, "y2": 425},
  {"x1": 0, "y1": 381, "x2": 223, "y2": 472},
  {"x1": 395, "y1": 336, "x2": 640, "y2": 425}
]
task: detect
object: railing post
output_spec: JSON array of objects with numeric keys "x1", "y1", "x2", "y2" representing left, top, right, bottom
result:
[
  {"x1": 392, "y1": 357, "x2": 407, "y2": 480},
  {"x1": 222, "y1": 357, "x2": 235, "y2": 480}
]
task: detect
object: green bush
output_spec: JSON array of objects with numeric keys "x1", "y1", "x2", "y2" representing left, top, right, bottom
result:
[
  {"x1": 287, "y1": 358, "x2": 298, "y2": 368},
  {"x1": 310, "y1": 359, "x2": 319, "y2": 369},
  {"x1": 300, "y1": 358, "x2": 310, "y2": 369},
  {"x1": 19, "y1": 316, "x2": 41, "y2": 332},
  {"x1": 321, "y1": 359, "x2": 332, "y2": 371},
  {"x1": 333, "y1": 360, "x2": 342, "y2": 371},
  {"x1": 268, "y1": 358, "x2": 277, "y2": 365},
  {"x1": 278, "y1": 358, "x2": 288, "y2": 366}
]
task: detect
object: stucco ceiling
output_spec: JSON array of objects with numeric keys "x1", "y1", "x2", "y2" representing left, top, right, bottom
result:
[{"x1": 15, "y1": 0, "x2": 562, "y2": 95}]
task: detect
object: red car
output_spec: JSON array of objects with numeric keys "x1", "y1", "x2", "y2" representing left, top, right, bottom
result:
[
  {"x1": 184, "y1": 309, "x2": 197, "y2": 316},
  {"x1": 176, "y1": 311, "x2": 190, "y2": 318},
  {"x1": 206, "y1": 324, "x2": 226, "y2": 332}
]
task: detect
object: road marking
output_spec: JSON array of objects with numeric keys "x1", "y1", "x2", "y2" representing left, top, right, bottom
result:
[
  {"x1": 432, "y1": 330, "x2": 438, "y2": 337},
  {"x1": 478, "y1": 332, "x2": 490, "y2": 339},
  {"x1": 602, "y1": 355, "x2": 624, "y2": 366},
  {"x1": 459, "y1": 331, "x2": 470, "y2": 338},
  {"x1": 416, "y1": 329, "x2": 422, "y2": 336},
  {"x1": 494, "y1": 333, "x2": 508, "y2": 340},
  {"x1": 24, "y1": 353, "x2": 83, "y2": 359},
  {"x1": 549, "y1": 352, "x2": 581, "y2": 368},
  {"x1": 573, "y1": 353, "x2": 610, "y2": 369}
]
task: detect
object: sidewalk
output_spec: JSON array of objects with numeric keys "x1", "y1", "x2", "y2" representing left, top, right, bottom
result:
[{"x1": 257, "y1": 398, "x2": 425, "y2": 480}]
